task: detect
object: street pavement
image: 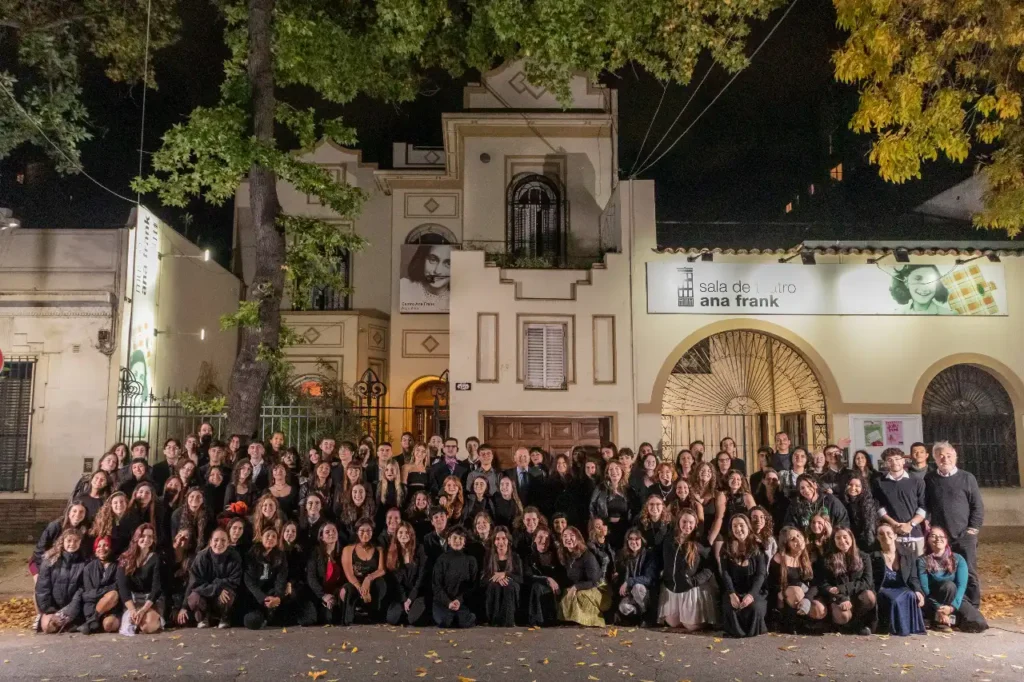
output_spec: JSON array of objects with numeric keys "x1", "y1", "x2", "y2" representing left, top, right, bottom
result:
[{"x1": 0, "y1": 621, "x2": 1021, "y2": 681}]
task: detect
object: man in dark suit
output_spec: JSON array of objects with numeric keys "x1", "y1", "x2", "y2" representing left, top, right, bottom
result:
[
  {"x1": 428, "y1": 437, "x2": 469, "y2": 495},
  {"x1": 245, "y1": 441, "x2": 271, "y2": 494},
  {"x1": 504, "y1": 446, "x2": 541, "y2": 507}
]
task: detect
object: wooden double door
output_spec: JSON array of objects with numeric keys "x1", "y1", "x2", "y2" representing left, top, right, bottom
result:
[{"x1": 483, "y1": 416, "x2": 612, "y2": 469}]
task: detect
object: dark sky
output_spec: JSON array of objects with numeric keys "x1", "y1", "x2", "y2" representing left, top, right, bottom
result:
[{"x1": 0, "y1": 0, "x2": 999, "y2": 262}]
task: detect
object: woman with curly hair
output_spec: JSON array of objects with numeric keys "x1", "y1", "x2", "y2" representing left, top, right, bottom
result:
[
  {"x1": 299, "y1": 460, "x2": 334, "y2": 509},
  {"x1": 647, "y1": 463, "x2": 676, "y2": 503},
  {"x1": 462, "y1": 476, "x2": 495, "y2": 527},
  {"x1": 719, "y1": 514, "x2": 768, "y2": 638},
  {"x1": 171, "y1": 487, "x2": 213, "y2": 549},
  {"x1": 658, "y1": 509, "x2": 718, "y2": 630},
  {"x1": 638, "y1": 494, "x2": 670, "y2": 549},
  {"x1": 691, "y1": 462, "x2": 718, "y2": 544},
  {"x1": 438, "y1": 475, "x2": 465, "y2": 523},
  {"x1": 35, "y1": 529, "x2": 86, "y2": 633},
  {"x1": 116, "y1": 523, "x2": 164, "y2": 634},
  {"x1": 91, "y1": 492, "x2": 129, "y2": 556},
  {"x1": 750, "y1": 506, "x2": 777, "y2": 560},
  {"x1": 557, "y1": 526, "x2": 611, "y2": 627},
  {"x1": 783, "y1": 474, "x2": 849, "y2": 533},
  {"x1": 844, "y1": 477, "x2": 879, "y2": 552},
  {"x1": 251, "y1": 494, "x2": 284, "y2": 543}
]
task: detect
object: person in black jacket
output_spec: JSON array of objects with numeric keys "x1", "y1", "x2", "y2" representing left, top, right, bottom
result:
[
  {"x1": 303, "y1": 522, "x2": 346, "y2": 625},
  {"x1": 523, "y1": 527, "x2": 565, "y2": 626},
  {"x1": 31, "y1": 502, "x2": 90, "y2": 582},
  {"x1": 35, "y1": 529, "x2": 86, "y2": 633},
  {"x1": 186, "y1": 528, "x2": 242, "y2": 628},
  {"x1": 242, "y1": 527, "x2": 289, "y2": 629},
  {"x1": 428, "y1": 439, "x2": 470, "y2": 496},
  {"x1": 150, "y1": 438, "x2": 183, "y2": 494},
  {"x1": 821, "y1": 527, "x2": 876, "y2": 635},
  {"x1": 504, "y1": 447, "x2": 543, "y2": 507},
  {"x1": 431, "y1": 526, "x2": 478, "y2": 628},
  {"x1": 657, "y1": 510, "x2": 718, "y2": 630},
  {"x1": 116, "y1": 523, "x2": 163, "y2": 634},
  {"x1": 557, "y1": 526, "x2": 610, "y2": 627},
  {"x1": 79, "y1": 536, "x2": 121, "y2": 634},
  {"x1": 481, "y1": 526, "x2": 522, "y2": 626},
  {"x1": 384, "y1": 522, "x2": 429, "y2": 626},
  {"x1": 119, "y1": 458, "x2": 152, "y2": 498},
  {"x1": 612, "y1": 528, "x2": 658, "y2": 625}
]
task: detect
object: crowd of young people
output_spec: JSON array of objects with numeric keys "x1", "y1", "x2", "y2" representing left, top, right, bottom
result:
[{"x1": 31, "y1": 427, "x2": 988, "y2": 638}]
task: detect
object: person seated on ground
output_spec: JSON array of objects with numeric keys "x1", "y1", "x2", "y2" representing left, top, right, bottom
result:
[
  {"x1": 340, "y1": 518, "x2": 388, "y2": 625},
  {"x1": 304, "y1": 522, "x2": 346, "y2": 626},
  {"x1": 242, "y1": 527, "x2": 288, "y2": 630},
  {"x1": 431, "y1": 525, "x2": 478, "y2": 628},
  {"x1": 80, "y1": 535, "x2": 121, "y2": 634},
  {"x1": 917, "y1": 526, "x2": 988, "y2": 633},
  {"x1": 186, "y1": 527, "x2": 242, "y2": 628},
  {"x1": 35, "y1": 529, "x2": 86, "y2": 634},
  {"x1": 116, "y1": 523, "x2": 164, "y2": 635},
  {"x1": 168, "y1": 528, "x2": 198, "y2": 628},
  {"x1": 481, "y1": 526, "x2": 522, "y2": 627},
  {"x1": 769, "y1": 526, "x2": 827, "y2": 633},
  {"x1": 523, "y1": 527, "x2": 565, "y2": 627},
  {"x1": 557, "y1": 525, "x2": 611, "y2": 627},
  {"x1": 719, "y1": 514, "x2": 768, "y2": 638},
  {"x1": 657, "y1": 510, "x2": 718, "y2": 631},
  {"x1": 612, "y1": 527, "x2": 657, "y2": 625},
  {"x1": 31, "y1": 501, "x2": 90, "y2": 583},
  {"x1": 384, "y1": 522, "x2": 429, "y2": 626},
  {"x1": 871, "y1": 522, "x2": 925, "y2": 636},
  {"x1": 586, "y1": 517, "x2": 616, "y2": 585},
  {"x1": 821, "y1": 527, "x2": 876, "y2": 635}
]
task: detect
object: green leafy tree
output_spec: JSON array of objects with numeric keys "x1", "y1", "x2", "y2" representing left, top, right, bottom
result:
[
  {"x1": 3, "y1": 0, "x2": 790, "y2": 436},
  {"x1": 833, "y1": 0, "x2": 1024, "y2": 234}
]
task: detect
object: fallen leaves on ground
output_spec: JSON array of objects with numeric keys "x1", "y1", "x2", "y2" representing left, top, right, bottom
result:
[{"x1": 0, "y1": 598, "x2": 34, "y2": 630}]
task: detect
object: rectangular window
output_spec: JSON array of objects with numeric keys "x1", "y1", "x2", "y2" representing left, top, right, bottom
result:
[
  {"x1": 309, "y1": 250, "x2": 352, "y2": 311},
  {"x1": 829, "y1": 163, "x2": 843, "y2": 181},
  {"x1": 523, "y1": 323, "x2": 566, "y2": 389},
  {"x1": 0, "y1": 360, "x2": 35, "y2": 492}
]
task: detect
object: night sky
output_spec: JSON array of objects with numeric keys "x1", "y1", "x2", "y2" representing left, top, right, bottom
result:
[{"x1": 0, "y1": 0, "x2": 1000, "y2": 262}]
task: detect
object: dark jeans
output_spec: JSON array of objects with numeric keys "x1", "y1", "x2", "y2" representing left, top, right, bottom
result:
[
  {"x1": 926, "y1": 580, "x2": 988, "y2": 632},
  {"x1": 385, "y1": 597, "x2": 427, "y2": 626},
  {"x1": 432, "y1": 602, "x2": 476, "y2": 628},
  {"x1": 950, "y1": 533, "x2": 981, "y2": 606}
]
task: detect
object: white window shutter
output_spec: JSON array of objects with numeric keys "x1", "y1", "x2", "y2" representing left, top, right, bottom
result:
[{"x1": 524, "y1": 324, "x2": 566, "y2": 389}]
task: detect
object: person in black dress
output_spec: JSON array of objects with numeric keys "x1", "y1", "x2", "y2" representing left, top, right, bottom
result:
[
  {"x1": 492, "y1": 476, "x2": 524, "y2": 529},
  {"x1": 384, "y1": 522, "x2": 429, "y2": 626},
  {"x1": 647, "y1": 463, "x2": 676, "y2": 504},
  {"x1": 406, "y1": 491, "x2": 433, "y2": 541},
  {"x1": 268, "y1": 463, "x2": 299, "y2": 520},
  {"x1": 431, "y1": 526, "x2": 478, "y2": 628},
  {"x1": 708, "y1": 470, "x2": 756, "y2": 547},
  {"x1": 224, "y1": 460, "x2": 256, "y2": 513},
  {"x1": 339, "y1": 518, "x2": 387, "y2": 624},
  {"x1": 768, "y1": 526, "x2": 827, "y2": 633},
  {"x1": 843, "y1": 477, "x2": 879, "y2": 552},
  {"x1": 167, "y1": 527, "x2": 198, "y2": 628},
  {"x1": 719, "y1": 514, "x2": 768, "y2": 638},
  {"x1": 523, "y1": 527, "x2": 564, "y2": 626},
  {"x1": 481, "y1": 526, "x2": 522, "y2": 626}
]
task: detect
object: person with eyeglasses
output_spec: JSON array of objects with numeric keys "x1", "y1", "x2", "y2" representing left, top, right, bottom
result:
[
  {"x1": 917, "y1": 526, "x2": 988, "y2": 633},
  {"x1": 427, "y1": 438, "x2": 468, "y2": 496}
]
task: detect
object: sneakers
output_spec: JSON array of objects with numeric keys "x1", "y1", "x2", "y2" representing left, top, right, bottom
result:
[
  {"x1": 78, "y1": 621, "x2": 99, "y2": 635},
  {"x1": 32, "y1": 614, "x2": 41, "y2": 632},
  {"x1": 857, "y1": 627, "x2": 872, "y2": 636},
  {"x1": 196, "y1": 619, "x2": 210, "y2": 629},
  {"x1": 217, "y1": 620, "x2": 230, "y2": 629}
]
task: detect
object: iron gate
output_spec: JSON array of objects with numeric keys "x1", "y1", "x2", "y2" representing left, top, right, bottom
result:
[{"x1": 922, "y1": 365, "x2": 1019, "y2": 487}]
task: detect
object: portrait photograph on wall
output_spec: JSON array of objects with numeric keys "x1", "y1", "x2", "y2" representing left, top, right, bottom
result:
[{"x1": 400, "y1": 243, "x2": 452, "y2": 313}]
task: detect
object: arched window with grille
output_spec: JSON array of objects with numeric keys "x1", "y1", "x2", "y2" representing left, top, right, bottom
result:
[{"x1": 506, "y1": 173, "x2": 565, "y2": 264}]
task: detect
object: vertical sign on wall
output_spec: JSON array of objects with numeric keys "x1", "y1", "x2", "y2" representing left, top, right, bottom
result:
[{"x1": 128, "y1": 208, "x2": 162, "y2": 404}]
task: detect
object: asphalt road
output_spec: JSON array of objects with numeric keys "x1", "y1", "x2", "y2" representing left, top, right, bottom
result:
[{"x1": 0, "y1": 623, "x2": 1021, "y2": 681}]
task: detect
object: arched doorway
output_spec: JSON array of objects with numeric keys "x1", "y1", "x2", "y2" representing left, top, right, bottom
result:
[
  {"x1": 922, "y1": 365, "x2": 1019, "y2": 487},
  {"x1": 661, "y1": 330, "x2": 828, "y2": 468},
  {"x1": 405, "y1": 375, "x2": 449, "y2": 443}
]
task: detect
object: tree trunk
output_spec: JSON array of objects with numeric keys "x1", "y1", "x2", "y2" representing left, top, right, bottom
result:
[{"x1": 226, "y1": 0, "x2": 283, "y2": 438}]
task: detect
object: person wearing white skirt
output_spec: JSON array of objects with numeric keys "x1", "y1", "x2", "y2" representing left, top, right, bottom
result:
[{"x1": 658, "y1": 510, "x2": 719, "y2": 630}]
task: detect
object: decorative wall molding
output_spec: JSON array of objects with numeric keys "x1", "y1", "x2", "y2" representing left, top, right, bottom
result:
[{"x1": 404, "y1": 193, "x2": 460, "y2": 219}]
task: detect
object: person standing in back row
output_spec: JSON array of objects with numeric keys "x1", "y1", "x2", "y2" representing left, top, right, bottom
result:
[
  {"x1": 771, "y1": 432, "x2": 793, "y2": 472},
  {"x1": 873, "y1": 448, "x2": 926, "y2": 556},
  {"x1": 924, "y1": 442, "x2": 983, "y2": 606}
]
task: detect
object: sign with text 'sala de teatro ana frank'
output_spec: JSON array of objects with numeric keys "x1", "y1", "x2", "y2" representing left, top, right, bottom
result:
[{"x1": 645, "y1": 261, "x2": 1007, "y2": 316}]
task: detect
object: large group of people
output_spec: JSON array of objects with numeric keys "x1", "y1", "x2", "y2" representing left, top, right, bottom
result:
[{"x1": 31, "y1": 427, "x2": 988, "y2": 638}]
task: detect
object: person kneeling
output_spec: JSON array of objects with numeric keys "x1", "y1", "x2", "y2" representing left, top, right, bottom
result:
[
  {"x1": 918, "y1": 526, "x2": 988, "y2": 633},
  {"x1": 432, "y1": 526, "x2": 478, "y2": 628},
  {"x1": 187, "y1": 528, "x2": 242, "y2": 628},
  {"x1": 340, "y1": 519, "x2": 388, "y2": 625},
  {"x1": 35, "y1": 529, "x2": 86, "y2": 634},
  {"x1": 614, "y1": 528, "x2": 657, "y2": 625},
  {"x1": 80, "y1": 536, "x2": 121, "y2": 634}
]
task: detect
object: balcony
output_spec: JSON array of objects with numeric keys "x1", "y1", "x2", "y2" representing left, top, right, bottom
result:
[{"x1": 462, "y1": 239, "x2": 616, "y2": 270}]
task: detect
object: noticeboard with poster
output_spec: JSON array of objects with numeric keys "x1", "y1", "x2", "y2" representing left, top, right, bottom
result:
[{"x1": 848, "y1": 414, "x2": 923, "y2": 470}]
